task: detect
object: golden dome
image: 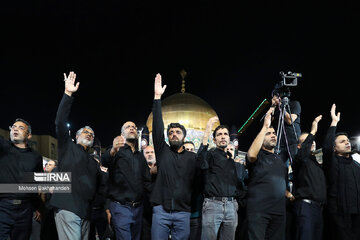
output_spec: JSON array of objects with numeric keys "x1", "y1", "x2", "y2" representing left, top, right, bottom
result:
[{"x1": 146, "y1": 92, "x2": 219, "y2": 134}]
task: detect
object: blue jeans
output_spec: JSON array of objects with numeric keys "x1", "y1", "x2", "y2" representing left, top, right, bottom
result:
[
  {"x1": 0, "y1": 199, "x2": 33, "y2": 240},
  {"x1": 294, "y1": 200, "x2": 323, "y2": 240},
  {"x1": 151, "y1": 205, "x2": 191, "y2": 240},
  {"x1": 109, "y1": 201, "x2": 143, "y2": 240},
  {"x1": 54, "y1": 209, "x2": 90, "y2": 240},
  {"x1": 201, "y1": 198, "x2": 238, "y2": 240}
]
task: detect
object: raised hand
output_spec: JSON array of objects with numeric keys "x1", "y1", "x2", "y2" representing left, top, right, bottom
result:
[
  {"x1": 330, "y1": 104, "x2": 340, "y2": 126},
  {"x1": 206, "y1": 116, "x2": 219, "y2": 132},
  {"x1": 64, "y1": 71, "x2": 79, "y2": 96},
  {"x1": 310, "y1": 115, "x2": 322, "y2": 135},
  {"x1": 154, "y1": 73, "x2": 167, "y2": 99},
  {"x1": 203, "y1": 116, "x2": 219, "y2": 145},
  {"x1": 263, "y1": 107, "x2": 274, "y2": 129},
  {"x1": 110, "y1": 135, "x2": 126, "y2": 156}
]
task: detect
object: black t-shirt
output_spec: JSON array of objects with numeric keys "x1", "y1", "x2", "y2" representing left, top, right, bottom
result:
[
  {"x1": 246, "y1": 149, "x2": 287, "y2": 215},
  {"x1": 273, "y1": 100, "x2": 301, "y2": 146}
]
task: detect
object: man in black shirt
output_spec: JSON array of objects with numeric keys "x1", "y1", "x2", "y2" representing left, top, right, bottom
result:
[
  {"x1": 199, "y1": 117, "x2": 246, "y2": 240},
  {"x1": 246, "y1": 107, "x2": 288, "y2": 240},
  {"x1": 49, "y1": 72, "x2": 106, "y2": 240},
  {"x1": 102, "y1": 121, "x2": 151, "y2": 240},
  {"x1": 0, "y1": 118, "x2": 43, "y2": 240},
  {"x1": 322, "y1": 104, "x2": 360, "y2": 240},
  {"x1": 292, "y1": 115, "x2": 326, "y2": 240},
  {"x1": 151, "y1": 73, "x2": 198, "y2": 240}
]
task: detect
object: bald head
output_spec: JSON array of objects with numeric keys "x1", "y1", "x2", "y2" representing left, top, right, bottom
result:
[
  {"x1": 121, "y1": 121, "x2": 138, "y2": 141},
  {"x1": 144, "y1": 145, "x2": 156, "y2": 167}
]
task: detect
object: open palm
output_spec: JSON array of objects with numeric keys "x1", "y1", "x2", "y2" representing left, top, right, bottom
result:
[{"x1": 64, "y1": 71, "x2": 79, "y2": 94}]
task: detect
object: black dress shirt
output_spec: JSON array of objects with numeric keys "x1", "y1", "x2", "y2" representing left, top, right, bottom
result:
[
  {"x1": 292, "y1": 134, "x2": 326, "y2": 203},
  {"x1": 322, "y1": 126, "x2": 360, "y2": 214},
  {"x1": 198, "y1": 144, "x2": 246, "y2": 198},
  {"x1": 49, "y1": 94, "x2": 107, "y2": 219},
  {"x1": 150, "y1": 99, "x2": 198, "y2": 212},
  {"x1": 0, "y1": 137, "x2": 43, "y2": 200},
  {"x1": 102, "y1": 144, "x2": 151, "y2": 204}
]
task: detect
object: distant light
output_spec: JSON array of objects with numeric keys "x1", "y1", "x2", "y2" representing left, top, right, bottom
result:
[{"x1": 66, "y1": 123, "x2": 70, "y2": 128}]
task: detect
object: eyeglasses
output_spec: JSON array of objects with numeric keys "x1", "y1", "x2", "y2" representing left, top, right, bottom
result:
[
  {"x1": 82, "y1": 130, "x2": 94, "y2": 137},
  {"x1": 9, "y1": 125, "x2": 26, "y2": 131},
  {"x1": 124, "y1": 125, "x2": 137, "y2": 131}
]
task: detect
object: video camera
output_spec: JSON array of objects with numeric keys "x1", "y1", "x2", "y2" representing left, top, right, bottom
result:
[{"x1": 273, "y1": 71, "x2": 302, "y2": 98}]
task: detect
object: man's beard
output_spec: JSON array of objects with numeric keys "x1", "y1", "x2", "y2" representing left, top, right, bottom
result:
[
  {"x1": 126, "y1": 137, "x2": 138, "y2": 144},
  {"x1": 169, "y1": 139, "x2": 183, "y2": 151},
  {"x1": 263, "y1": 141, "x2": 276, "y2": 151},
  {"x1": 77, "y1": 136, "x2": 93, "y2": 147}
]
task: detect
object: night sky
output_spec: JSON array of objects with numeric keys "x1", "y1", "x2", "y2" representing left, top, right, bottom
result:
[{"x1": 1, "y1": 2, "x2": 359, "y2": 150}]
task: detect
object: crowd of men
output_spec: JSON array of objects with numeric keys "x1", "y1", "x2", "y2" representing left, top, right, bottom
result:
[{"x1": 0, "y1": 71, "x2": 359, "y2": 240}]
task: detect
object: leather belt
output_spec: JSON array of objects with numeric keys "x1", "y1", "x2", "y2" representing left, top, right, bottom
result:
[
  {"x1": 207, "y1": 197, "x2": 235, "y2": 202},
  {"x1": 113, "y1": 200, "x2": 142, "y2": 208},
  {"x1": 301, "y1": 199, "x2": 324, "y2": 207}
]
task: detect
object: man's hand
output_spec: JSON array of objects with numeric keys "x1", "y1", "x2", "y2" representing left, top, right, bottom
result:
[
  {"x1": 330, "y1": 104, "x2": 340, "y2": 126},
  {"x1": 150, "y1": 165, "x2": 158, "y2": 175},
  {"x1": 203, "y1": 116, "x2": 219, "y2": 145},
  {"x1": 154, "y1": 73, "x2": 167, "y2": 99},
  {"x1": 106, "y1": 209, "x2": 111, "y2": 225},
  {"x1": 64, "y1": 71, "x2": 79, "y2": 96},
  {"x1": 310, "y1": 115, "x2": 322, "y2": 135},
  {"x1": 110, "y1": 136, "x2": 126, "y2": 156},
  {"x1": 286, "y1": 190, "x2": 295, "y2": 201},
  {"x1": 34, "y1": 210, "x2": 41, "y2": 222},
  {"x1": 263, "y1": 107, "x2": 274, "y2": 129}
]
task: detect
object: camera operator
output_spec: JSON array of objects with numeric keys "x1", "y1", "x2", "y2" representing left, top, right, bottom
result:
[{"x1": 271, "y1": 86, "x2": 301, "y2": 163}]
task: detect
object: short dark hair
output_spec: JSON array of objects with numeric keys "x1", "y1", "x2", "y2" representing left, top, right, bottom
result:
[
  {"x1": 14, "y1": 118, "x2": 32, "y2": 134},
  {"x1": 334, "y1": 132, "x2": 349, "y2": 146},
  {"x1": 213, "y1": 125, "x2": 229, "y2": 139},
  {"x1": 167, "y1": 123, "x2": 186, "y2": 137},
  {"x1": 183, "y1": 141, "x2": 195, "y2": 148}
]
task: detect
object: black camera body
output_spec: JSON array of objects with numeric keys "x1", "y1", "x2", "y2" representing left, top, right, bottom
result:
[
  {"x1": 273, "y1": 71, "x2": 302, "y2": 98},
  {"x1": 280, "y1": 71, "x2": 301, "y2": 87}
]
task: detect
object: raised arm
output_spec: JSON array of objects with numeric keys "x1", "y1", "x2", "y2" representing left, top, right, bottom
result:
[
  {"x1": 296, "y1": 115, "x2": 322, "y2": 161},
  {"x1": 323, "y1": 104, "x2": 340, "y2": 164},
  {"x1": 55, "y1": 72, "x2": 79, "y2": 146},
  {"x1": 247, "y1": 107, "x2": 274, "y2": 163},
  {"x1": 152, "y1": 73, "x2": 167, "y2": 165},
  {"x1": 202, "y1": 116, "x2": 219, "y2": 145}
]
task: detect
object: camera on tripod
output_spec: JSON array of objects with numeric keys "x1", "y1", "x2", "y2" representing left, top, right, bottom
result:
[{"x1": 273, "y1": 71, "x2": 302, "y2": 98}]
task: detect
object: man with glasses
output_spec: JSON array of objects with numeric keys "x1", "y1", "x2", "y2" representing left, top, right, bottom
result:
[
  {"x1": 49, "y1": 71, "x2": 107, "y2": 240},
  {"x1": 0, "y1": 119, "x2": 43, "y2": 240},
  {"x1": 102, "y1": 121, "x2": 151, "y2": 240}
]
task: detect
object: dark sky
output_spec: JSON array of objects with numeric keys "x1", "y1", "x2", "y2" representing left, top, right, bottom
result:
[{"x1": 1, "y1": 1, "x2": 359, "y2": 150}]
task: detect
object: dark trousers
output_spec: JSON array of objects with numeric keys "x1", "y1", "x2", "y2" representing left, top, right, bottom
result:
[
  {"x1": 190, "y1": 217, "x2": 201, "y2": 240},
  {"x1": 0, "y1": 199, "x2": 33, "y2": 240},
  {"x1": 247, "y1": 212, "x2": 285, "y2": 240},
  {"x1": 89, "y1": 208, "x2": 107, "y2": 240},
  {"x1": 109, "y1": 201, "x2": 143, "y2": 240},
  {"x1": 141, "y1": 217, "x2": 152, "y2": 240},
  {"x1": 40, "y1": 207, "x2": 58, "y2": 240},
  {"x1": 293, "y1": 200, "x2": 323, "y2": 240},
  {"x1": 324, "y1": 209, "x2": 360, "y2": 240}
]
